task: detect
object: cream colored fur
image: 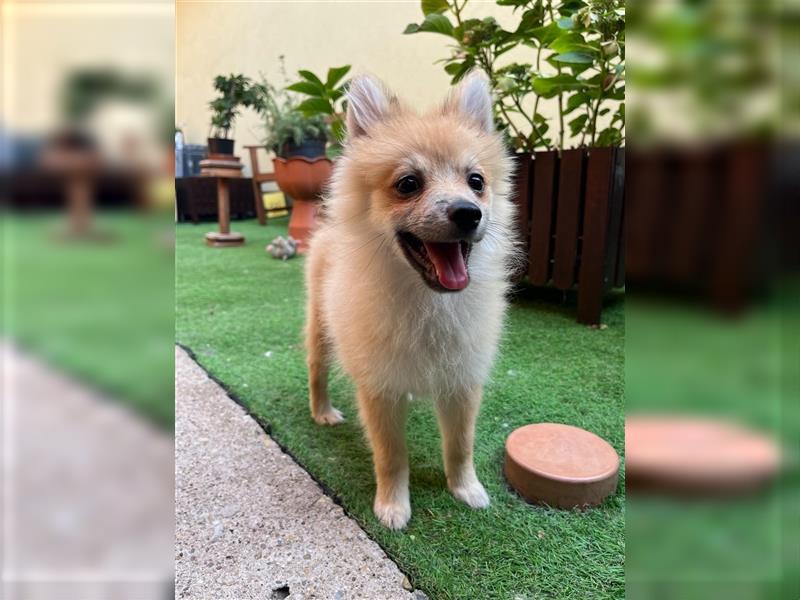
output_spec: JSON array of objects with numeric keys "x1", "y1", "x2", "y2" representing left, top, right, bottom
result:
[{"x1": 304, "y1": 72, "x2": 517, "y2": 529}]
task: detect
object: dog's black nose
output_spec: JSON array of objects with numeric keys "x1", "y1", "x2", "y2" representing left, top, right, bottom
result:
[{"x1": 447, "y1": 201, "x2": 482, "y2": 232}]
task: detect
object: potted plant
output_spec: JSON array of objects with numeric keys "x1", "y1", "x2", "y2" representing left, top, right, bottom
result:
[
  {"x1": 207, "y1": 73, "x2": 260, "y2": 156},
  {"x1": 257, "y1": 77, "x2": 329, "y2": 159},
  {"x1": 251, "y1": 68, "x2": 345, "y2": 251},
  {"x1": 405, "y1": 0, "x2": 625, "y2": 325},
  {"x1": 287, "y1": 64, "x2": 351, "y2": 158}
]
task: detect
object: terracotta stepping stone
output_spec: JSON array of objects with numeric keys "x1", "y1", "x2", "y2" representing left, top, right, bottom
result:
[
  {"x1": 625, "y1": 416, "x2": 780, "y2": 495},
  {"x1": 504, "y1": 423, "x2": 620, "y2": 509}
]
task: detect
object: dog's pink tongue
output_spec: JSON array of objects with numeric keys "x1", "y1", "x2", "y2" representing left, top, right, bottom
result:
[{"x1": 423, "y1": 242, "x2": 468, "y2": 290}]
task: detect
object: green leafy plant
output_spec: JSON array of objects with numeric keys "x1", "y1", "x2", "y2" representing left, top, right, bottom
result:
[
  {"x1": 404, "y1": 0, "x2": 625, "y2": 152},
  {"x1": 251, "y1": 77, "x2": 328, "y2": 157},
  {"x1": 286, "y1": 65, "x2": 351, "y2": 157},
  {"x1": 208, "y1": 73, "x2": 262, "y2": 139}
]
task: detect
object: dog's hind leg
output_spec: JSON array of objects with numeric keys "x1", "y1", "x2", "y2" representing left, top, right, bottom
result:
[
  {"x1": 305, "y1": 248, "x2": 344, "y2": 426},
  {"x1": 435, "y1": 386, "x2": 490, "y2": 509}
]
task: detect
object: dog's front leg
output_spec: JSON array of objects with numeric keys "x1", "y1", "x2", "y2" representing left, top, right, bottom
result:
[
  {"x1": 436, "y1": 386, "x2": 490, "y2": 509},
  {"x1": 358, "y1": 388, "x2": 411, "y2": 530}
]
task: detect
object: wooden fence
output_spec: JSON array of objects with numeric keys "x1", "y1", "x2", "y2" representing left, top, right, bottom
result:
[{"x1": 512, "y1": 147, "x2": 625, "y2": 325}]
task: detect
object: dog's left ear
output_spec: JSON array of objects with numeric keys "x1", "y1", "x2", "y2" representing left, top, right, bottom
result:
[
  {"x1": 346, "y1": 75, "x2": 395, "y2": 139},
  {"x1": 445, "y1": 70, "x2": 494, "y2": 133}
]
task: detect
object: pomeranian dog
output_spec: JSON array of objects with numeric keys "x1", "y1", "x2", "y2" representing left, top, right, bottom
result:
[{"x1": 304, "y1": 71, "x2": 516, "y2": 529}]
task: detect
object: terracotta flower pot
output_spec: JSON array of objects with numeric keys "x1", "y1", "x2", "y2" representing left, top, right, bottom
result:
[
  {"x1": 273, "y1": 156, "x2": 333, "y2": 253},
  {"x1": 272, "y1": 156, "x2": 332, "y2": 201}
]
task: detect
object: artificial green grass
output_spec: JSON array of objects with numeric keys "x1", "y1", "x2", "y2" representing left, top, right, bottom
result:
[
  {"x1": 2, "y1": 213, "x2": 175, "y2": 428},
  {"x1": 176, "y1": 217, "x2": 625, "y2": 600}
]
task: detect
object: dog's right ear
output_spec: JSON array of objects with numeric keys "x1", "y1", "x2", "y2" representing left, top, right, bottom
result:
[{"x1": 346, "y1": 75, "x2": 393, "y2": 139}]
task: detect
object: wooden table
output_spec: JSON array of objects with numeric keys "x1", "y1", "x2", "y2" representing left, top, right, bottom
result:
[{"x1": 202, "y1": 170, "x2": 245, "y2": 247}]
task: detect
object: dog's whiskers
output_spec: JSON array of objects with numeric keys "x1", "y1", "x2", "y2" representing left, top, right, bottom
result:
[
  {"x1": 342, "y1": 231, "x2": 386, "y2": 259},
  {"x1": 365, "y1": 235, "x2": 389, "y2": 272},
  {"x1": 325, "y1": 207, "x2": 371, "y2": 231}
]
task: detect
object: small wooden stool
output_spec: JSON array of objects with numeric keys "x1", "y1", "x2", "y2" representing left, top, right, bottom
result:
[{"x1": 200, "y1": 155, "x2": 245, "y2": 247}]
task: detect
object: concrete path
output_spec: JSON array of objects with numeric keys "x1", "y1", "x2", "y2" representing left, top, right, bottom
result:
[{"x1": 175, "y1": 346, "x2": 419, "y2": 600}]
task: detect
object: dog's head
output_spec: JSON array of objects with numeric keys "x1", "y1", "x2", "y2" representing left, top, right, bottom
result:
[{"x1": 334, "y1": 72, "x2": 513, "y2": 292}]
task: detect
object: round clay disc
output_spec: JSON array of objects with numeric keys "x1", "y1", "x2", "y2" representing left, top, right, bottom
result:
[
  {"x1": 504, "y1": 423, "x2": 619, "y2": 509},
  {"x1": 625, "y1": 416, "x2": 780, "y2": 495}
]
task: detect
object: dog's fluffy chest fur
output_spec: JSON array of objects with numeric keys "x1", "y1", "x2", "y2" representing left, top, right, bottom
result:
[{"x1": 318, "y1": 227, "x2": 509, "y2": 400}]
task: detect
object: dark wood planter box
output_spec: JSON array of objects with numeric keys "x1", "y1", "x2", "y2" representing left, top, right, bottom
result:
[
  {"x1": 176, "y1": 176, "x2": 259, "y2": 223},
  {"x1": 511, "y1": 147, "x2": 625, "y2": 325}
]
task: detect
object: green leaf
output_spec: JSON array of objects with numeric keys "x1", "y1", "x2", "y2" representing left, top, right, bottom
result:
[
  {"x1": 515, "y1": 6, "x2": 544, "y2": 34},
  {"x1": 404, "y1": 23, "x2": 420, "y2": 34},
  {"x1": 549, "y1": 32, "x2": 595, "y2": 55},
  {"x1": 528, "y1": 22, "x2": 561, "y2": 45},
  {"x1": 531, "y1": 74, "x2": 587, "y2": 98},
  {"x1": 444, "y1": 58, "x2": 475, "y2": 82},
  {"x1": 612, "y1": 104, "x2": 625, "y2": 124},
  {"x1": 326, "y1": 65, "x2": 351, "y2": 89},
  {"x1": 296, "y1": 98, "x2": 333, "y2": 116},
  {"x1": 565, "y1": 0, "x2": 585, "y2": 8},
  {"x1": 553, "y1": 51, "x2": 594, "y2": 64},
  {"x1": 568, "y1": 114, "x2": 588, "y2": 136},
  {"x1": 298, "y1": 70, "x2": 324, "y2": 87},
  {"x1": 326, "y1": 143, "x2": 344, "y2": 159},
  {"x1": 421, "y1": 0, "x2": 449, "y2": 15},
  {"x1": 565, "y1": 92, "x2": 590, "y2": 114},
  {"x1": 596, "y1": 127, "x2": 622, "y2": 147},
  {"x1": 330, "y1": 118, "x2": 347, "y2": 143},
  {"x1": 415, "y1": 12, "x2": 454, "y2": 36},
  {"x1": 286, "y1": 81, "x2": 323, "y2": 96}
]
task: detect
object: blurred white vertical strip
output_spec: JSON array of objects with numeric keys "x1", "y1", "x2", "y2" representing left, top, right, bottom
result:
[{"x1": 1, "y1": 1, "x2": 175, "y2": 599}]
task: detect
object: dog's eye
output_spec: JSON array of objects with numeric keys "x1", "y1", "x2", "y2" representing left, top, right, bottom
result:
[
  {"x1": 467, "y1": 173, "x2": 485, "y2": 193},
  {"x1": 395, "y1": 175, "x2": 422, "y2": 195}
]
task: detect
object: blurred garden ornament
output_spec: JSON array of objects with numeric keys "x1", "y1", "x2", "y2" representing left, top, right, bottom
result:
[
  {"x1": 265, "y1": 235, "x2": 298, "y2": 260},
  {"x1": 42, "y1": 67, "x2": 168, "y2": 241},
  {"x1": 39, "y1": 131, "x2": 113, "y2": 242},
  {"x1": 505, "y1": 423, "x2": 619, "y2": 509}
]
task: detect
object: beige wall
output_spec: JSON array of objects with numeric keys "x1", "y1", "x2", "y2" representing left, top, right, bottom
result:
[{"x1": 176, "y1": 0, "x2": 558, "y2": 164}]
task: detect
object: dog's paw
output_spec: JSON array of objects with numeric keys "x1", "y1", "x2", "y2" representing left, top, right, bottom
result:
[
  {"x1": 312, "y1": 407, "x2": 345, "y2": 426},
  {"x1": 374, "y1": 499, "x2": 411, "y2": 530},
  {"x1": 451, "y1": 480, "x2": 490, "y2": 509}
]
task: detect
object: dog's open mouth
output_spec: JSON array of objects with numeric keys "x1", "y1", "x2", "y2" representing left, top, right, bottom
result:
[{"x1": 397, "y1": 231, "x2": 472, "y2": 292}]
